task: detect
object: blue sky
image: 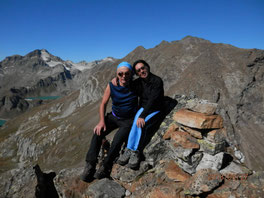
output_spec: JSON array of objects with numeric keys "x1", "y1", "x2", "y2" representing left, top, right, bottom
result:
[{"x1": 0, "y1": 0, "x2": 263, "y2": 62}]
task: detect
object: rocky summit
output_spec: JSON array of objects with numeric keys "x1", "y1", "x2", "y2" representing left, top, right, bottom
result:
[{"x1": 0, "y1": 36, "x2": 264, "y2": 197}]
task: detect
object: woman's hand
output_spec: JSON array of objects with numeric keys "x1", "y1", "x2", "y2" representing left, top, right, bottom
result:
[
  {"x1": 136, "y1": 117, "x2": 145, "y2": 128},
  {"x1": 93, "y1": 121, "x2": 106, "y2": 136}
]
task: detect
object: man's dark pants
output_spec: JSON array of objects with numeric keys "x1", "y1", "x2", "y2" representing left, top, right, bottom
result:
[{"x1": 85, "y1": 112, "x2": 133, "y2": 168}]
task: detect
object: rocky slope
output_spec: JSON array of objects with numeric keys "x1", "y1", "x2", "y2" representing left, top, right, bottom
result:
[
  {"x1": 121, "y1": 37, "x2": 264, "y2": 171},
  {"x1": 0, "y1": 36, "x2": 264, "y2": 197},
  {"x1": 1, "y1": 95, "x2": 263, "y2": 198},
  {"x1": 0, "y1": 49, "x2": 115, "y2": 119},
  {"x1": 53, "y1": 97, "x2": 263, "y2": 198}
]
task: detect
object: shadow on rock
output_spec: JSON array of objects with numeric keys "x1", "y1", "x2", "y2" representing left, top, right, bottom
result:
[{"x1": 141, "y1": 96, "x2": 178, "y2": 153}]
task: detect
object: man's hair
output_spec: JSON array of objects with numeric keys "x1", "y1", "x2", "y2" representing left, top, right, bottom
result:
[{"x1": 133, "y1": 60, "x2": 150, "y2": 73}]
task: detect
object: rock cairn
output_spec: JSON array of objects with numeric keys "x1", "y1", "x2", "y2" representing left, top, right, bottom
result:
[{"x1": 166, "y1": 100, "x2": 226, "y2": 175}]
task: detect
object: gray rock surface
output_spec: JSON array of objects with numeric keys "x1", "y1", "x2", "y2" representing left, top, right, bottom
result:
[
  {"x1": 185, "y1": 98, "x2": 218, "y2": 114},
  {"x1": 196, "y1": 152, "x2": 224, "y2": 171},
  {"x1": 184, "y1": 169, "x2": 223, "y2": 195},
  {"x1": 87, "y1": 178, "x2": 125, "y2": 198},
  {"x1": 198, "y1": 139, "x2": 225, "y2": 155},
  {"x1": 220, "y1": 161, "x2": 251, "y2": 175}
]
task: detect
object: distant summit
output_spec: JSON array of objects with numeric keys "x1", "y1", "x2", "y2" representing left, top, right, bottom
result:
[
  {"x1": 0, "y1": 49, "x2": 116, "y2": 119},
  {"x1": 180, "y1": 35, "x2": 211, "y2": 44}
]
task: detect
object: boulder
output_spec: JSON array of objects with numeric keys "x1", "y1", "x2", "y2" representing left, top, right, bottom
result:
[
  {"x1": 206, "y1": 128, "x2": 227, "y2": 143},
  {"x1": 184, "y1": 169, "x2": 223, "y2": 195},
  {"x1": 173, "y1": 109, "x2": 223, "y2": 129},
  {"x1": 198, "y1": 139, "x2": 226, "y2": 155},
  {"x1": 171, "y1": 131, "x2": 200, "y2": 149},
  {"x1": 162, "y1": 122, "x2": 179, "y2": 140},
  {"x1": 175, "y1": 152, "x2": 203, "y2": 174},
  {"x1": 196, "y1": 152, "x2": 224, "y2": 171},
  {"x1": 186, "y1": 99, "x2": 218, "y2": 115},
  {"x1": 220, "y1": 161, "x2": 251, "y2": 175},
  {"x1": 165, "y1": 160, "x2": 191, "y2": 182},
  {"x1": 172, "y1": 146, "x2": 194, "y2": 163},
  {"x1": 87, "y1": 178, "x2": 125, "y2": 198}
]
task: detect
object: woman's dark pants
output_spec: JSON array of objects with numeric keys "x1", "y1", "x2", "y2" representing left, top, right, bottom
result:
[{"x1": 85, "y1": 113, "x2": 133, "y2": 168}]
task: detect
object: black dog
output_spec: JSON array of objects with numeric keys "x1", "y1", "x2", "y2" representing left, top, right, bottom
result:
[{"x1": 33, "y1": 164, "x2": 59, "y2": 198}]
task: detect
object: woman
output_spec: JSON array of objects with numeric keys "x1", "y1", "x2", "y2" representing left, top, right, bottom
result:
[{"x1": 81, "y1": 62, "x2": 138, "y2": 181}]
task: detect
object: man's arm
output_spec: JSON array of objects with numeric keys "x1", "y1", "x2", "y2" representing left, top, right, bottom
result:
[{"x1": 94, "y1": 84, "x2": 111, "y2": 136}]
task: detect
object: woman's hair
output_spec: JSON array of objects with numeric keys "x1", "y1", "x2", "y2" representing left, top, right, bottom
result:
[{"x1": 132, "y1": 60, "x2": 150, "y2": 73}]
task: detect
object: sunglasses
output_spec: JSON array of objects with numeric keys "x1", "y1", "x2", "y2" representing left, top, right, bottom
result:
[
  {"x1": 136, "y1": 66, "x2": 146, "y2": 73},
  {"x1": 118, "y1": 72, "x2": 130, "y2": 77}
]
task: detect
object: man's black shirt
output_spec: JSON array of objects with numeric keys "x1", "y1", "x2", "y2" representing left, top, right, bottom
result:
[{"x1": 132, "y1": 72, "x2": 164, "y2": 119}]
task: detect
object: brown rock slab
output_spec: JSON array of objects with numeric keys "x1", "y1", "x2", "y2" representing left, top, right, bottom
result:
[
  {"x1": 206, "y1": 128, "x2": 227, "y2": 143},
  {"x1": 165, "y1": 160, "x2": 191, "y2": 182},
  {"x1": 173, "y1": 109, "x2": 223, "y2": 129},
  {"x1": 171, "y1": 131, "x2": 200, "y2": 149},
  {"x1": 147, "y1": 183, "x2": 187, "y2": 198},
  {"x1": 163, "y1": 122, "x2": 179, "y2": 140},
  {"x1": 180, "y1": 125, "x2": 203, "y2": 139}
]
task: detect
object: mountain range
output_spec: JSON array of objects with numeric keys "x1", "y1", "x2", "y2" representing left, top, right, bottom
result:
[
  {"x1": 0, "y1": 49, "x2": 115, "y2": 118},
  {"x1": 0, "y1": 36, "x2": 263, "y2": 197}
]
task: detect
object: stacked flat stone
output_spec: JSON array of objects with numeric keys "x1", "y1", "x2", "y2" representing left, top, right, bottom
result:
[{"x1": 163, "y1": 99, "x2": 227, "y2": 175}]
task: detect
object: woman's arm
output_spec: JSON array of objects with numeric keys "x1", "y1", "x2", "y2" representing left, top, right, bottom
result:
[{"x1": 94, "y1": 84, "x2": 111, "y2": 136}]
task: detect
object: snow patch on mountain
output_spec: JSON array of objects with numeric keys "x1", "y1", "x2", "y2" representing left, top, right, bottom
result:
[
  {"x1": 40, "y1": 49, "x2": 115, "y2": 71},
  {"x1": 67, "y1": 57, "x2": 115, "y2": 71},
  {"x1": 41, "y1": 50, "x2": 68, "y2": 69},
  {"x1": 41, "y1": 50, "x2": 50, "y2": 61},
  {"x1": 66, "y1": 61, "x2": 94, "y2": 71}
]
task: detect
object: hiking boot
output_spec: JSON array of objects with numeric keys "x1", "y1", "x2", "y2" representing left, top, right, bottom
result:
[
  {"x1": 80, "y1": 162, "x2": 95, "y2": 182},
  {"x1": 127, "y1": 151, "x2": 140, "y2": 169},
  {"x1": 94, "y1": 165, "x2": 110, "y2": 179},
  {"x1": 117, "y1": 148, "x2": 131, "y2": 166}
]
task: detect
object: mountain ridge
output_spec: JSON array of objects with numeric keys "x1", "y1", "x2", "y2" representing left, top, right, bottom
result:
[{"x1": 0, "y1": 36, "x2": 264, "y2": 197}]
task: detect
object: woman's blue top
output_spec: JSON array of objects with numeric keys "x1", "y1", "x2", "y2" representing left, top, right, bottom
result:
[{"x1": 109, "y1": 82, "x2": 138, "y2": 119}]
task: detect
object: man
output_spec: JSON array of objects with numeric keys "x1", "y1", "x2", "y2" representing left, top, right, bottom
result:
[
  {"x1": 81, "y1": 62, "x2": 138, "y2": 181},
  {"x1": 117, "y1": 60, "x2": 164, "y2": 168}
]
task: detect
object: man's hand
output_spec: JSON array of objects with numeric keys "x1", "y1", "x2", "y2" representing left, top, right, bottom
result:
[
  {"x1": 94, "y1": 121, "x2": 106, "y2": 136},
  {"x1": 111, "y1": 77, "x2": 118, "y2": 86},
  {"x1": 136, "y1": 117, "x2": 145, "y2": 128}
]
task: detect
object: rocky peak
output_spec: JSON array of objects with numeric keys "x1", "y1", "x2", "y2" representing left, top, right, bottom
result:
[
  {"x1": 129, "y1": 45, "x2": 145, "y2": 55},
  {"x1": 102, "y1": 57, "x2": 115, "y2": 62},
  {"x1": 1, "y1": 54, "x2": 23, "y2": 64},
  {"x1": 157, "y1": 40, "x2": 170, "y2": 47},
  {"x1": 180, "y1": 35, "x2": 212, "y2": 44},
  {"x1": 25, "y1": 49, "x2": 43, "y2": 58}
]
